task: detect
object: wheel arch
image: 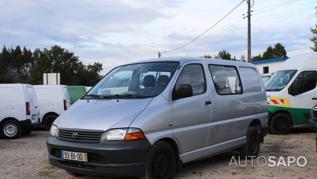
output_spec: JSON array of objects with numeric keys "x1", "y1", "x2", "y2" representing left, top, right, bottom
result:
[
  {"x1": 269, "y1": 110, "x2": 293, "y2": 127},
  {"x1": 249, "y1": 119, "x2": 262, "y2": 128},
  {"x1": 0, "y1": 117, "x2": 20, "y2": 126},
  {"x1": 152, "y1": 137, "x2": 183, "y2": 168},
  {"x1": 42, "y1": 112, "x2": 59, "y2": 124},
  {"x1": 153, "y1": 137, "x2": 180, "y2": 155}
]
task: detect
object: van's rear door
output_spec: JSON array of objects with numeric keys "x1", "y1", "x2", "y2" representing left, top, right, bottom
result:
[{"x1": 26, "y1": 86, "x2": 40, "y2": 124}]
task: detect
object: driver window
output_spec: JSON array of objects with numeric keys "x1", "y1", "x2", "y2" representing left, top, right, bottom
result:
[
  {"x1": 289, "y1": 71, "x2": 317, "y2": 95},
  {"x1": 175, "y1": 64, "x2": 206, "y2": 96}
]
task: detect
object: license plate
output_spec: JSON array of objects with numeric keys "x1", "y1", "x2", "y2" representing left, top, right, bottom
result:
[{"x1": 61, "y1": 150, "x2": 88, "y2": 162}]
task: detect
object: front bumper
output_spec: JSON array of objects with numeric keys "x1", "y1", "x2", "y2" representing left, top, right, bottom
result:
[{"x1": 47, "y1": 137, "x2": 151, "y2": 177}]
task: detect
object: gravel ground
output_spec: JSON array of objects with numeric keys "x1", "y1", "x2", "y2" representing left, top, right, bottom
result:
[{"x1": 0, "y1": 129, "x2": 316, "y2": 179}]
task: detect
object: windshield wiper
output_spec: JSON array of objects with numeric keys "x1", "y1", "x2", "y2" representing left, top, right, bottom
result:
[
  {"x1": 82, "y1": 94, "x2": 112, "y2": 99},
  {"x1": 112, "y1": 94, "x2": 148, "y2": 99},
  {"x1": 266, "y1": 89, "x2": 281, "y2": 92}
]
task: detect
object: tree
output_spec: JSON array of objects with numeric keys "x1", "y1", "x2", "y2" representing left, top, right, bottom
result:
[
  {"x1": 30, "y1": 45, "x2": 102, "y2": 85},
  {"x1": 312, "y1": 26, "x2": 317, "y2": 51},
  {"x1": 311, "y1": 7, "x2": 317, "y2": 51},
  {"x1": 262, "y1": 46, "x2": 274, "y2": 59},
  {"x1": 217, "y1": 50, "x2": 232, "y2": 60},
  {"x1": 251, "y1": 54, "x2": 263, "y2": 61},
  {"x1": 0, "y1": 45, "x2": 102, "y2": 85},
  {"x1": 254, "y1": 43, "x2": 287, "y2": 61},
  {"x1": 272, "y1": 43, "x2": 287, "y2": 57}
]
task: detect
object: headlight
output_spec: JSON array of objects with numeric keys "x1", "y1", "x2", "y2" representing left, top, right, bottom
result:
[
  {"x1": 50, "y1": 125, "x2": 59, "y2": 137},
  {"x1": 267, "y1": 96, "x2": 271, "y2": 104},
  {"x1": 100, "y1": 128, "x2": 145, "y2": 142}
]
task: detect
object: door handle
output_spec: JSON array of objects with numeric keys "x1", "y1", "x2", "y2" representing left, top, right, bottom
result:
[
  {"x1": 312, "y1": 98, "x2": 317, "y2": 100},
  {"x1": 205, "y1": 101, "x2": 212, "y2": 105}
]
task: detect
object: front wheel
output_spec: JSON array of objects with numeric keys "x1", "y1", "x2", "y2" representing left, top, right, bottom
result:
[
  {"x1": 141, "y1": 141, "x2": 177, "y2": 179},
  {"x1": 270, "y1": 113, "x2": 292, "y2": 134},
  {"x1": 1, "y1": 119, "x2": 21, "y2": 139},
  {"x1": 239, "y1": 126, "x2": 262, "y2": 157}
]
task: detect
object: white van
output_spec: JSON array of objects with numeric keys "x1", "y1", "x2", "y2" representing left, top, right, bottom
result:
[
  {"x1": 0, "y1": 84, "x2": 40, "y2": 139},
  {"x1": 34, "y1": 85, "x2": 70, "y2": 130},
  {"x1": 266, "y1": 53, "x2": 317, "y2": 133}
]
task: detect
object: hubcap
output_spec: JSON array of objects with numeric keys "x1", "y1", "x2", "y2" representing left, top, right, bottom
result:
[
  {"x1": 3, "y1": 123, "x2": 18, "y2": 137},
  {"x1": 152, "y1": 153, "x2": 170, "y2": 178},
  {"x1": 275, "y1": 118, "x2": 289, "y2": 131}
]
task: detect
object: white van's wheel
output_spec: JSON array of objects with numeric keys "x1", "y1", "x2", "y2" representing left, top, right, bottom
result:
[
  {"x1": 270, "y1": 113, "x2": 292, "y2": 134},
  {"x1": 140, "y1": 141, "x2": 177, "y2": 179},
  {"x1": 1, "y1": 119, "x2": 21, "y2": 139},
  {"x1": 43, "y1": 114, "x2": 58, "y2": 130}
]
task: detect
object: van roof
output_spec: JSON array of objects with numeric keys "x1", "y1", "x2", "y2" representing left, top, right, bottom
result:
[
  {"x1": 279, "y1": 52, "x2": 317, "y2": 70},
  {"x1": 34, "y1": 85, "x2": 67, "y2": 88},
  {"x1": 125, "y1": 56, "x2": 255, "y2": 68},
  {"x1": 0, "y1": 83, "x2": 32, "y2": 88}
]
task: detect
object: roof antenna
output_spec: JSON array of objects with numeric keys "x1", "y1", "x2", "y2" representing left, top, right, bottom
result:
[{"x1": 158, "y1": 51, "x2": 161, "y2": 58}]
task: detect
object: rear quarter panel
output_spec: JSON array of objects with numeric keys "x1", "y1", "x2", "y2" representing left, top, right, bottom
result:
[{"x1": 0, "y1": 86, "x2": 26, "y2": 122}]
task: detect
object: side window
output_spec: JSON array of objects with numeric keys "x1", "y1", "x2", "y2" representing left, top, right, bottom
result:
[
  {"x1": 175, "y1": 64, "x2": 206, "y2": 96},
  {"x1": 289, "y1": 71, "x2": 317, "y2": 96},
  {"x1": 209, "y1": 65, "x2": 242, "y2": 95},
  {"x1": 239, "y1": 67, "x2": 262, "y2": 92}
]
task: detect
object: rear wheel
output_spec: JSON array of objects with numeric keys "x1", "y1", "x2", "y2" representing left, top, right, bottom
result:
[
  {"x1": 240, "y1": 126, "x2": 262, "y2": 157},
  {"x1": 43, "y1": 114, "x2": 58, "y2": 130},
  {"x1": 270, "y1": 113, "x2": 292, "y2": 134},
  {"x1": 141, "y1": 141, "x2": 177, "y2": 179},
  {"x1": 1, "y1": 119, "x2": 21, "y2": 139}
]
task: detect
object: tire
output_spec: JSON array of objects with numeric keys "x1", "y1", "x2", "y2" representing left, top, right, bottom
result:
[
  {"x1": 43, "y1": 114, "x2": 58, "y2": 130},
  {"x1": 1, "y1": 119, "x2": 21, "y2": 139},
  {"x1": 270, "y1": 113, "x2": 292, "y2": 134},
  {"x1": 66, "y1": 171, "x2": 85, "y2": 177},
  {"x1": 140, "y1": 141, "x2": 177, "y2": 179},
  {"x1": 240, "y1": 126, "x2": 262, "y2": 157}
]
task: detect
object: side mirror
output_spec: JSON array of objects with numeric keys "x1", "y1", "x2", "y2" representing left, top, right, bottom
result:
[
  {"x1": 288, "y1": 85, "x2": 296, "y2": 96},
  {"x1": 173, "y1": 84, "x2": 193, "y2": 100}
]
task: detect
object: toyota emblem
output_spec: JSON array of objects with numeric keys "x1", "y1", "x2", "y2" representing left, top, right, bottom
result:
[{"x1": 72, "y1": 132, "x2": 79, "y2": 138}]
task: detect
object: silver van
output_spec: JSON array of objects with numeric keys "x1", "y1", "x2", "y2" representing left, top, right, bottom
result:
[{"x1": 47, "y1": 57, "x2": 268, "y2": 179}]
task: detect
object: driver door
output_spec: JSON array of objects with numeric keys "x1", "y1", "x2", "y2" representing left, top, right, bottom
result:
[{"x1": 172, "y1": 64, "x2": 212, "y2": 156}]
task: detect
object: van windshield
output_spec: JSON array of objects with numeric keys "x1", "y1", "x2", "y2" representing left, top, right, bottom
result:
[
  {"x1": 85, "y1": 62, "x2": 179, "y2": 99},
  {"x1": 265, "y1": 70, "x2": 297, "y2": 91}
]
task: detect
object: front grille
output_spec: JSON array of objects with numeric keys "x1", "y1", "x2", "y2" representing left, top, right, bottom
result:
[{"x1": 58, "y1": 129, "x2": 103, "y2": 143}]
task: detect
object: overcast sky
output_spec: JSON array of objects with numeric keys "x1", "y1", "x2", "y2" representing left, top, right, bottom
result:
[{"x1": 0, "y1": 0, "x2": 315, "y2": 73}]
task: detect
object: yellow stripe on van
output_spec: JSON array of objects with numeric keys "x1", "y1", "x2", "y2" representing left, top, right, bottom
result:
[{"x1": 269, "y1": 96, "x2": 291, "y2": 108}]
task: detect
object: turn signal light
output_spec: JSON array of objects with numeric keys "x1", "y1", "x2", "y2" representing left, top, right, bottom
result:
[{"x1": 124, "y1": 131, "x2": 145, "y2": 141}]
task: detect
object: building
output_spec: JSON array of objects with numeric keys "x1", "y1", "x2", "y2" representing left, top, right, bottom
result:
[{"x1": 251, "y1": 57, "x2": 288, "y2": 74}]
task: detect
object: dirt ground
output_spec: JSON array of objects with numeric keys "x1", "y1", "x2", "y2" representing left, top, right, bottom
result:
[{"x1": 0, "y1": 129, "x2": 316, "y2": 179}]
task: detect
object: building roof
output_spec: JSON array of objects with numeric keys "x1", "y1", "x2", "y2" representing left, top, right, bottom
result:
[{"x1": 251, "y1": 57, "x2": 288, "y2": 65}]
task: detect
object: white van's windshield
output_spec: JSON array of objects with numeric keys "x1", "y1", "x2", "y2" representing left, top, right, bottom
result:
[
  {"x1": 265, "y1": 70, "x2": 297, "y2": 91},
  {"x1": 85, "y1": 62, "x2": 179, "y2": 99}
]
